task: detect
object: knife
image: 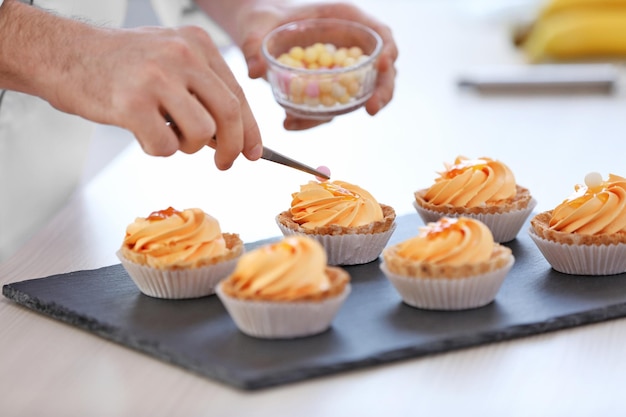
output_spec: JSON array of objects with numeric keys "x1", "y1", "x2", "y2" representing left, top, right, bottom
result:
[{"x1": 457, "y1": 63, "x2": 618, "y2": 94}]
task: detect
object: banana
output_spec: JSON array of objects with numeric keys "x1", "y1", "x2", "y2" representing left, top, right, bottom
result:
[
  {"x1": 538, "y1": 0, "x2": 626, "y2": 20},
  {"x1": 523, "y1": 9, "x2": 626, "y2": 62}
]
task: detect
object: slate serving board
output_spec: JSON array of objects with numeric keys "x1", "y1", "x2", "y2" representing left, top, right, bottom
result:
[{"x1": 4, "y1": 213, "x2": 626, "y2": 390}]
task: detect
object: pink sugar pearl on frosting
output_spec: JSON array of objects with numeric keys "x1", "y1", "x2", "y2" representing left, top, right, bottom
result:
[{"x1": 316, "y1": 165, "x2": 331, "y2": 182}]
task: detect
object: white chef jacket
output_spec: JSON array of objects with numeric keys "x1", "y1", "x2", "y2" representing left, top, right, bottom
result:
[{"x1": 0, "y1": 0, "x2": 127, "y2": 260}]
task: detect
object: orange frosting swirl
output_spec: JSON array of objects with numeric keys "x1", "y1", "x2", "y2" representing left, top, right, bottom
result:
[
  {"x1": 224, "y1": 236, "x2": 330, "y2": 301},
  {"x1": 289, "y1": 180, "x2": 384, "y2": 229},
  {"x1": 122, "y1": 207, "x2": 227, "y2": 268},
  {"x1": 395, "y1": 217, "x2": 494, "y2": 265},
  {"x1": 423, "y1": 156, "x2": 517, "y2": 208},
  {"x1": 550, "y1": 174, "x2": 626, "y2": 235}
]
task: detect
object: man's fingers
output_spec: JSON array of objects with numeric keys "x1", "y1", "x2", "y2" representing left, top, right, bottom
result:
[
  {"x1": 283, "y1": 114, "x2": 329, "y2": 131},
  {"x1": 190, "y1": 32, "x2": 262, "y2": 164},
  {"x1": 239, "y1": 30, "x2": 268, "y2": 80},
  {"x1": 162, "y1": 89, "x2": 217, "y2": 155},
  {"x1": 131, "y1": 112, "x2": 180, "y2": 156},
  {"x1": 365, "y1": 62, "x2": 396, "y2": 115},
  {"x1": 167, "y1": 26, "x2": 262, "y2": 168},
  {"x1": 192, "y1": 84, "x2": 244, "y2": 170}
]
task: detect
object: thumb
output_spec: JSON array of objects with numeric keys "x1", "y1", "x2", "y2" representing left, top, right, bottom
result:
[{"x1": 240, "y1": 31, "x2": 267, "y2": 80}]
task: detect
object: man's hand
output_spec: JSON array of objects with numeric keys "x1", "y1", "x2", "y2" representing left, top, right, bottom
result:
[
  {"x1": 0, "y1": 0, "x2": 263, "y2": 170},
  {"x1": 67, "y1": 25, "x2": 263, "y2": 170},
  {"x1": 234, "y1": 2, "x2": 398, "y2": 130}
]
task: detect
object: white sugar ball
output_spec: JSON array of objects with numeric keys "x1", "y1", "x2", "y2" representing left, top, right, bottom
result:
[{"x1": 584, "y1": 172, "x2": 603, "y2": 188}]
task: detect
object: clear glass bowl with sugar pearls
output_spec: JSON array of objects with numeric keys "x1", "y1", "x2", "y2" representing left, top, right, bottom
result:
[{"x1": 262, "y1": 18, "x2": 383, "y2": 120}]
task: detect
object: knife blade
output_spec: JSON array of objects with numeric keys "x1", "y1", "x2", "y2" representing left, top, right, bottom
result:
[{"x1": 457, "y1": 63, "x2": 618, "y2": 94}]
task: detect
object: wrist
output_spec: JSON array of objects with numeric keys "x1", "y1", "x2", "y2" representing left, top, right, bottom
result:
[
  {"x1": 196, "y1": 0, "x2": 291, "y2": 48},
  {"x1": 233, "y1": 1, "x2": 291, "y2": 45}
]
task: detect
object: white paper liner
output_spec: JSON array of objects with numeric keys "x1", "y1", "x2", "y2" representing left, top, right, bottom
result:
[
  {"x1": 412, "y1": 199, "x2": 537, "y2": 243},
  {"x1": 216, "y1": 283, "x2": 351, "y2": 339},
  {"x1": 276, "y1": 219, "x2": 396, "y2": 266},
  {"x1": 116, "y1": 250, "x2": 240, "y2": 299},
  {"x1": 380, "y1": 258, "x2": 514, "y2": 310},
  {"x1": 527, "y1": 228, "x2": 626, "y2": 276}
]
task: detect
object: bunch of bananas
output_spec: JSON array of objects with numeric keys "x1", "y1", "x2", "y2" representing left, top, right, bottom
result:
[{"x1": 515, "y1": 0, "x2": 626, "y2": 63}]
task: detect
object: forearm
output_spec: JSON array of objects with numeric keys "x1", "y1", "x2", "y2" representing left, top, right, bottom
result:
[
  {"x1": 0, "y1": 0, "x2": 263, "y2": 166},
  {"x1": 193, "y1": 0, "x2": 289, "y2": 47},
  {"x1": 0, "y1": 0, "x2": 100, "y2": 102}
]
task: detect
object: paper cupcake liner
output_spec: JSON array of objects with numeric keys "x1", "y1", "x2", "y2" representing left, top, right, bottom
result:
[
  {"x1": 276, "y1": 220, "x2": 396, "y2": 266},
  {"x1": 380, "y1": 258, "x2": 514, "y2": 310},
  {"x1": 117, "y1": 251, "x2": 240, "y2": 299},
  {"x1": 528, "y1": 228, "x2": 626, "y2": 276},
  {"x1": 412, "y1": 199, "x2": 537, "y2": 243},
  {"x1": 216, "y1": 283, "x2": 351, "y2": 339}
]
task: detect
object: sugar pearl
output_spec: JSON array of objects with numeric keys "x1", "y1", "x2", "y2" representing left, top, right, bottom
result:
[
  {"x1": 315, "y1": 165, "x2": 331, "y2": 182},
  {"x1": 277, "y1": 54, "x2": 291, "y2": 65},
  {"x1": 305, "y1": 81, "x2": 320, "y2": 98},
  {"x1": 288, "y1": 46, "x2": 305, "y2": 61},
  {"x1": 313, "y1": 42, "x2": 326, "y2": 54},
  {"x1": 318, "y1": 51, "x2": 333, "y2": 68},
  {"x1": 319, "y1": 79, "x2": 333, "y2": 94},
  {"x1": 342, "y1": 57, "x2": 356, "y2": 67},
  {"x1": 585, "y1": 172, "x2": 603, "y2": 188},
  {"x1": 337, "y1": 94, "x2": 351, "y2": 104},
  {"x1": 338, "y1": 73, "x2": 356, "y2": 87},
  {"x1": 291, "y1": 94, "x2": 305, "y2": 105},
  {"x1": 278, "y1": 54, "x2": 304, "y2": 68},
  {"x1": 277, "y1": 72, "x2": 291, "y2": 92},
  {"x1": 304, "y1": 96, "x2": 320, "y2": 107},
  {"x1": 277, "y1": 43, "x2": 366, "y2": 71},
  {"x1": 331, "y1": 83, "x2": 347, "y2": 99},
  {"x1": 346, "y1": 79, "x2": 361, "y2": 95},
  {"x1": 303, "y1": 46, "x2": 318, "y2": 64},
  {"x1": 348, "y1": 46, "x2": 363, "y2": 58},
  {"x1": 333, "y1": 48, "x2": 348, "y2": 66},
  {"x1": 289, "y1": 77, "x2": 305, "y2": 96},
  {"x1": 320, "y1": 94, "x2": 336, "y2": 107}
]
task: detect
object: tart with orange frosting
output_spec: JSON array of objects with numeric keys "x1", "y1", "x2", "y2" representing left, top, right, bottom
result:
[
  {"x1": 381, "y1": 216, "x2": 514, "y2": 310},
  {"x1": 216, "y1": 236, "x2": 351, "y2": 338},
  {"x1": 276, "y1": 180, "x2": 396, "y2": 265},
  {"x1": 414, "y1": 156, "x2": 536, "y2": 242},
  {"x1": 529, "y1": 172, "x2": 626, "y2": 275},
  {"x1": 117, "y1": 207, "x2": 244, "y2": 299}
]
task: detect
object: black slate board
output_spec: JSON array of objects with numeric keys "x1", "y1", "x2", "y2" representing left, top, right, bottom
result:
[{"x1": 4, "y1": 213, "x2": 626, "y2": 390}]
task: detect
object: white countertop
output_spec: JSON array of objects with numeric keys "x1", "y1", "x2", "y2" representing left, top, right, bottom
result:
[{"x1": 3, "y1": 1, "x2": 626, "y2": 416}]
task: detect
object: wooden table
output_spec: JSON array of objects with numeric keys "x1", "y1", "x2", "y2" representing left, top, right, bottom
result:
[{"x1": 3, "y1": 1, "x2": 626, "y2": 415}]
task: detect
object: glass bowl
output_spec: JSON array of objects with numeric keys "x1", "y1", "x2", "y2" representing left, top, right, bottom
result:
[{"x1": 262, "y1": 18, "x2": 383, "y2": 120}]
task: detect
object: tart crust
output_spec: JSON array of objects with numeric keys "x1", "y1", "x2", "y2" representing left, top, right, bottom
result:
[
  {"x1": 220, "y1": 266, "x2": 350, "y2": 302},
  {"x1": 382, "y1": 244, "x2": 513, "y2": 279},
  {"x1": 277, "y1": 204, "x2": 396, "y2": 236},
  {"x1": 530, "y1": 211, "x2": 626, "y2": 246},
  {"x1": 414, "y1": 185, "x2": 533, "y2": 215},
  {"x1": 120, "y1": 233, "x2": 244, "y2": 269}
]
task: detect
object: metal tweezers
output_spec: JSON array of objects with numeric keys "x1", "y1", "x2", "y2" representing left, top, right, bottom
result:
[
  {"x1": 260, "y1": 146, "x2": 330, "y2": 180},
  {"x1": 209, "y1": 132, "x2": 329, "y2": 179},
  {"x1": 166, "y1": 120, "x2": 330, "y2": 180}
]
